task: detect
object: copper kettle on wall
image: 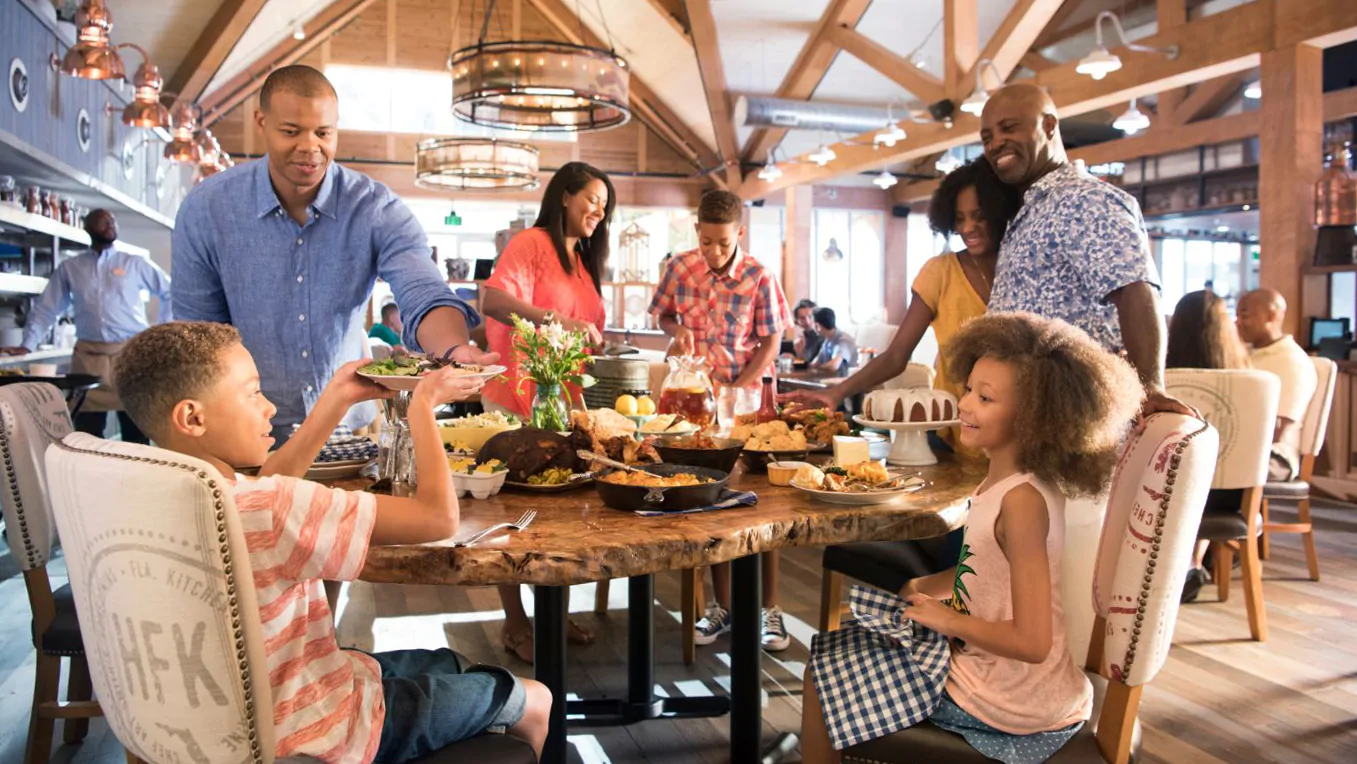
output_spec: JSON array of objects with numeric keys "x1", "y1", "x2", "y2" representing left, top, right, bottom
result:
[{"x1": 1314, "y1": 142, "x2": 1357, "y2": 267}]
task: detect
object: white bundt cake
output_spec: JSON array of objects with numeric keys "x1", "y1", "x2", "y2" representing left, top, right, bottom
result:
[{"x1": 863, "y1": 388, "x2": 957, "y2": 423}]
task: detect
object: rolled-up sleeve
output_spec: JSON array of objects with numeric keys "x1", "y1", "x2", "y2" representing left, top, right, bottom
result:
[
  {"x1": 140, "y1": 258, "x2": 173, "y2": 323},
  {"x1": 648, "y1": 257, "x2": 681, "y2": 318},
  {"x1": 171, "y1": 198, "x2": 231, "y2": 323},
  {"x1": 1074, "y1": 190, "x2": 1160, "y2": 304},
  {"x1": 371, "y1": 193, "x2": 479, "y2": 351}
]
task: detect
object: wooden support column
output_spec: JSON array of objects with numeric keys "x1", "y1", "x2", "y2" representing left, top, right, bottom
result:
[
  {"x1": 785, "y1": 186, "x2": 814, "y2": 304},
  {"x1": 1259, "y1": 44, "x2": 1325, "y2": 337}
]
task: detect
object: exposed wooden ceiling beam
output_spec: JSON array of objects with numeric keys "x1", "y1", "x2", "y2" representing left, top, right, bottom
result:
[
  {"x1": 825, "y1": 25, "x2": 946, "y2": 103},
  {"x1": 1156, "y1": 0, "x2": 1188, "y2": 123},
  {"x1": 165, "y1": 0, "x2": 269, "y2": 108},
  {"x1": 644, "y1": 0, "x2": 690, "y2": 39},
  {"x1": 944, "y1": 0, "x2": 979, "y2": 98},
  {"x1": 959, "y1": 0, "x2": 1068, "y2": 96},
  {"x1": 1020, "y1": 51, "x2": 1060, "y2": 71},
  {"x1": 738, "y1": 0, "x2": 1357, "y2": 199},
  {"x1": 1327, "y1": 85, "x2": 1357, "y2": 120},
  {"x1": 1176, "y1": 73, "x2": 1246, "y2": 123},
  {"x1": 1030, "y1": 0, "x2": 1086, "y2": 49},
  {"x1": 684, "y1": 0, "x2": 741, "y2": 187},
  {"x1": 739, "y1": 0, "x2": 873, "y2": 165},
  {"x1": 1035, "y1": 0, "x2": 1156, "y2": 49},
  {"x1": 524, "y1": 0, "x2": 722, "y2": 179},
  {"x1": 892, "y1": 109, "x2": 1260, "y2": 203},
  {"x1": 200, "y1": 0, "x2": 380, "y2": 124}
]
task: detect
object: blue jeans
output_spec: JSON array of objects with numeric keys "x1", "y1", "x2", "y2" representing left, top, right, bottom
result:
[{"x1": 362, "y1": 648, "x2": 527, "y2": 764}]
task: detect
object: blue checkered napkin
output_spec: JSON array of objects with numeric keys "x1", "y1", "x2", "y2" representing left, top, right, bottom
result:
[
  {"x1": 809, "y1": 585, "x2": 951, "y2": 750},
  {"x1": 633, "y1": 489, "x2": 758, "y2": 517},
  {"x1": 293, "y1": 425, "x2": 378, "y2": 464}
]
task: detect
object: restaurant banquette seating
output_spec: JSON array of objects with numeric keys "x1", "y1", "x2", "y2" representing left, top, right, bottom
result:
[
  {"x1": 1261, "y1": 356, "x2": 1337, "y2": 580},
  {"x1": 1165, "y1": 369, "x2": 1279, "y2": 641},
  {"x1": 45, "y1": 433, "x2": 536, "y2": 764},
  {"x1": 0, "y1": 383, "x2": 103, "y2": 764},
  {"x1": 841, "y1": 413, "x2": 1218, "y2": 763}
]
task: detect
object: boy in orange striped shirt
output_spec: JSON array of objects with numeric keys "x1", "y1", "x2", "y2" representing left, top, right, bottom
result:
[{"x1": 113, "y1": 322, "x2": 550, "y2": 764}]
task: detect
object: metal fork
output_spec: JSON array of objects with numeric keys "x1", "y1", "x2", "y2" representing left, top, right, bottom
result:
[{"x1": 453, "y1": 510, "x2": 536, "y2": 548}]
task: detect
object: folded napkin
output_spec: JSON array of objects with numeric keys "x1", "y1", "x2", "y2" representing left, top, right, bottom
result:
[
  {"x1": 634, "y1": 489, "x2": 758, "y2": 517},
  {"x1": 294, "y1": 424, "x2": 379, "y2": 463}
]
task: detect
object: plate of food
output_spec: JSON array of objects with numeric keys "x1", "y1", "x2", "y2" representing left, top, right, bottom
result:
[
  {"x1": 653, "y1": 433, "x2": 745, "y2": 473},
  {"x1": 731, "y1": 419, "x2": 826, "y2": 472},
  {"x1": 358, "y1": 354, "x2": 507, "y2": 391},
  {"x1": 439, "y1": 410, "x2": 521, "y2": 452},
  {"x1": 447, "y1": 456, "x2": 509, "y2": 498},
  {"x1": 638, "y1": 414, "x2": 701, "y2": 439},
  {"x1": 790, "y1": 462, "x2": 926, "y2": 505},
  {"x1": 505, "y1": 466, "x2": 598, "y2": 492}
]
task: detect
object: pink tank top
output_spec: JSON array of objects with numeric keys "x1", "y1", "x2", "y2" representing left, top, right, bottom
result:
[{"x1": 945, "y1": 472, "x2": 1093, "y2": 734}]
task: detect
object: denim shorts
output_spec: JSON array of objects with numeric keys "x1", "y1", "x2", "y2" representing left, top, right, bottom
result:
[{"x1": 356, "y1": 648, "x2": 527, "y2": 764}]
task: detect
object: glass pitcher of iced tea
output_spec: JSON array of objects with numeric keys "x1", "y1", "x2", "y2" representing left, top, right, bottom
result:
[{"x1": 658, "y1": 355, "x2": 717, "y2": 429}]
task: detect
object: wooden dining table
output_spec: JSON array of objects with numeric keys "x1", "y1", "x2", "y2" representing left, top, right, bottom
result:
[{"x1": 352, "y1": 455, "x2": 983, "y2": 764}]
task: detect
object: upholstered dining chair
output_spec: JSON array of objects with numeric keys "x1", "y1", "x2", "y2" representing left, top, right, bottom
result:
[
  {"x1": 841, "y1": 414, "x2": 1218, "y2": 764},
  {"x1": 45, "y1": 434, "x2": 536, "y2": 764},
  {"x1": 1166, "y1": 369, "x2": 1279, "y2": 642},
  {"x1": 0, "y1": 383, "x2": 102, "y2": 764},
  {"x1": 1260, "y1": 356, "x2": 1337, "y2": 580}
]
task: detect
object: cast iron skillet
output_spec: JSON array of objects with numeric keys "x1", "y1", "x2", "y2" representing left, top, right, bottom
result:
[{"x1": 594, "y1": 464, "x2": 731, "y2": 512}]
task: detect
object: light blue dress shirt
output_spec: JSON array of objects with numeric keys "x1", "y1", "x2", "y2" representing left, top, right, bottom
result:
[
  {"x1": 172, "y1": 159, "x2": 480, "y2": 434},
  {"x1": 22, "y1": 245, "x2": 172, "y2": 350}
]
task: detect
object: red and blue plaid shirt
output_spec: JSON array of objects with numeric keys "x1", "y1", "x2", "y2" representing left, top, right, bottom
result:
[{"x1": 649, "y1": 248, "x2": 791, "y2": 385}]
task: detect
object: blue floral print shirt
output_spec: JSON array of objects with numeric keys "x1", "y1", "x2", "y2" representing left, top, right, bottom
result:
[{"x1": 988, "y1": 161, "x2": 1160, "y2": 352}]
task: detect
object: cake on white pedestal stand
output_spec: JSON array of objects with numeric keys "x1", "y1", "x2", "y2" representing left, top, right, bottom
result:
[{"x1": 853, "y1": 415, "x2": 960, "y2": 466}]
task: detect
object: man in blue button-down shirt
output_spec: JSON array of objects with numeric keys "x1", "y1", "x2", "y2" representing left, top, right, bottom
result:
[
  {"x1": 2, "y1": 209, "x2": 171, "y2": 443},
  {"x1": 172, "y1": 65, "x2": 492, "y2": 440}
]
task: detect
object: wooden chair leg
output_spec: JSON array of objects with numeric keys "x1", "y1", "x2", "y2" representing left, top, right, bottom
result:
[
  {"x1": 1214, "y1": 543, "x2": 1232, "y2": 603},
  {"x1": 819, "y1": 569, "x2": 843, "y2": 633},
  {"x1": 1240, "y1": 533, "x2": 1268, "y2": 641},
  {"x1": 126, "y1": 750, "x2": 148, "y2": 764},
  {"x1": 26, "y1": 653, "x2": 60, "y2": 764},
  {"x1": 62, "y1": 656, "x2": 93, "y2": 743},
  {"x1": 1260, "y1": 498, "x2": 1270, "y2": 560},
  {"x1": 1093, "y1": 681, "x2": 1143, "y2": 764},
  {"x1": 594, "y1": 579, "x2": 610, "y2": 613},
  {"x1": 1298, "y1": 497, "x2": 1321, "y2": 581},
  {"x1": 681, "y1": 568, "x2": 699, "y2": 665}
]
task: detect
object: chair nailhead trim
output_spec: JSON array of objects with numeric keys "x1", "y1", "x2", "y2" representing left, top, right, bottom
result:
[{"x1": 54, "y1": 440, "x2": 266, "y2": 764}]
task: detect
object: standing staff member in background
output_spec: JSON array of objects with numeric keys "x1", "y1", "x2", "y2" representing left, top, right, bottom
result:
[
  {"x1": 172, "y1": 65, "x2": 492, "y2": 442},
  {"x1": 2, "y1": 208, "x2": 170, "y2": 443}
]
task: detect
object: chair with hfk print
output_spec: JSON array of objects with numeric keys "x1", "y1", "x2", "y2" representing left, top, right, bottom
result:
[{"x1": 44, "y1": 432, "x2": 535, "y2": 764}]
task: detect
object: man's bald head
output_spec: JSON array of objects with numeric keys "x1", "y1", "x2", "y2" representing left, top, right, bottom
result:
[
  {"x1": 1236, "y1": 288, "x2": 1287, "y2": 347},
  {"x1": 259, "y1": 65, "x2": 337, "y2": 112},
  {"x1": 980, "y1": 83, "x2": 1067, "y2": 189}
]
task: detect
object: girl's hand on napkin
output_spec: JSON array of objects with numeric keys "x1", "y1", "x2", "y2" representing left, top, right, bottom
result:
[
  {"x1": 326, "y1": 359, "x2": 396, "y2": 406},
  {"x1": 901, "y1": 593, "x2": 958, "y2": 636}
]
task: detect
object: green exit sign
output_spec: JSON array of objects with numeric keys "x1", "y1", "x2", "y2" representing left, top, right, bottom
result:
[{"x1": 445, "y1": 212, "x2": 462, "y2": 226}]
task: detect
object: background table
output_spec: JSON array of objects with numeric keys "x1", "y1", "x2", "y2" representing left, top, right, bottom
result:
[{"x1": 355, "y1": 456, "x2": 982, "y2": 763}]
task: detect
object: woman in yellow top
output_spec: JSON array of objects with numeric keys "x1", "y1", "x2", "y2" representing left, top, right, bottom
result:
[{"x1": 787, "y1": 159, "x2": 1021, "y2": 455}]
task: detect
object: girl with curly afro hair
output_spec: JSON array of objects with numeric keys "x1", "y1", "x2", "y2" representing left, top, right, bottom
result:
[{"x1": 801, "y1": 312, "x2": 1143, "y2": 764}]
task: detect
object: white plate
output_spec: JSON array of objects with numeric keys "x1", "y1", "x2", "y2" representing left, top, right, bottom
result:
[
  {"x1": 641, "y1": 422, "x2": 702, "y2": 438},
  {"x1": 358, "y1": 364, "x2": 507, "y2": 391},
  {"x1": 306, "y1": 459, "x2": 371, "y2": 481},
  {"x1": 789, "y1": 476, "x2": 926, "y2": 505}
]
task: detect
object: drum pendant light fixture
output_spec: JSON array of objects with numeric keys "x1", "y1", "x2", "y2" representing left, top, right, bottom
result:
[
  {"x1": 449, "y1": 0, "x2": 629, "y2": 132},
  {"x1": 415, "y1": 137, "x2": 541, "y2": 191}
]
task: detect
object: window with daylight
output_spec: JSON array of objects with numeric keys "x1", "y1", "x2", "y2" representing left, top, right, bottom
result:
[
  {"x1": 325, "y1": 64, "x2": 575, "y2": 142},
  {"x1": 1155, "y1": 237, "x2": 1245, "y2": 314},
  {"x1": 602, "y1": 208, "x2": 699, "y2": 330},
  {"x1": 810, "y1": 209, "x2": 885, "y2": 331}
]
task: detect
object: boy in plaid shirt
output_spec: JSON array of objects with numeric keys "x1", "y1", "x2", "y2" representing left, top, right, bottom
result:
[{"x1": 650, "y1": 189, "x2": 795, "y2": 652}]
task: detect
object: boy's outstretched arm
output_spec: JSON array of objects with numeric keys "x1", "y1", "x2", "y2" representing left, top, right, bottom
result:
[{"x1": 259, "y1": 360, "x2": 393, "y2": 478}]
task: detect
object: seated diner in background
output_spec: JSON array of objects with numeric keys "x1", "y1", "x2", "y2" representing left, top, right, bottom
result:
[
  {"x1": 808, "y1": 307, "x2": 859, "y2": 375},
  {"x1": 1164, "y1": 288, "x2": 1250, "y2": 603},
  {"x1": 110, "y1": 321, "x2": 551, "y2": 763},
  {"x1": 478, "y1": 161, "x2": 615, "y2": 663},
  {"x1": 368, "y1": 301, "x2": 405, "y2": 352},
  {"x1": 793, "y1": 298, "x2": 824, "y2": 363},
  {"x1": 1236, "y1": 288, "x2": 1317, "y2": 482}
]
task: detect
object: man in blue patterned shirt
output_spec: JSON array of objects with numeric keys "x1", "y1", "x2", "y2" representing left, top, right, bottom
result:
[
  {"x1": 981, "y1": 83, "x2": 1189, "y2": 417},
  {"x1": 174, "y1": 66, "x2": 494, "y2": 440}
]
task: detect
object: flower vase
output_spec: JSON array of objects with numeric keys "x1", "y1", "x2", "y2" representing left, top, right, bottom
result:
[{"x1": 531, "y1": 381, "x2": 570, "y2": 432}]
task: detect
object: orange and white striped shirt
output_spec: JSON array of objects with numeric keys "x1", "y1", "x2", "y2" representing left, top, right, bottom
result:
[{"x1": 234, "y1": 475, "x2": 383, "y2": 764}]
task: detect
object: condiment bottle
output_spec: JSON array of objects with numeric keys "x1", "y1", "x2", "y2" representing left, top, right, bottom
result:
[{"x1": 754, "y1": 375, "x2": 780, "y2": 424}]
